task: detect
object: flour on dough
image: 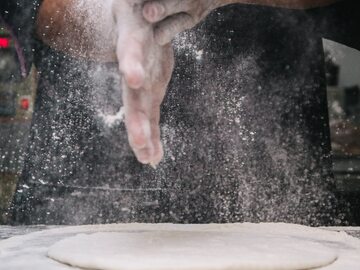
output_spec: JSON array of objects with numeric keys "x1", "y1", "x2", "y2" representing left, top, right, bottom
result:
[{"x1": 47, "y1": 226, "x2": 337, "y2": 270}]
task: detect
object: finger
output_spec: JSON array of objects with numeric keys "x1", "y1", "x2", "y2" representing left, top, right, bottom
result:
[
  {"x1": 117, "y1": 35, "x2": 145, "y2": 90},
  {"x1": 122, "y1": 84, "x2": 154, "y2": 164},
  {"x1": 154, "y1": 13, "x2": 194, "y2": 45},
  {"x1": 151, "y1": 140, "x2": 164, "y2": 167},
  {"x1": 143, "y1": 0, "x2": 192, "y2": 23},
  {"x1": 148, "y1": 44, "x2": 174, "y2": 166},
  {"x1": 149, "y1": 106, "x2": 163, "y2": 166},
  {"x1": 125, "y1": 107, "x2": 154, "y2": 164}
]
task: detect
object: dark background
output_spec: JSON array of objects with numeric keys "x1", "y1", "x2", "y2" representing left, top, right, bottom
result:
[{"x1": 0, "y1": 23, "x2": 359, "y2": 225}]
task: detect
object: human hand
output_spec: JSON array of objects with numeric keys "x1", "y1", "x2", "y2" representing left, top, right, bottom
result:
[
  {"x1": 37, "y1": 0, "x2": 174, "y2": 166},
  {"x1": 113, "y1": 0, "x2": 174, "y2": 166},
  {"x1": 142, "y1": 0, "x2": 219, "y2": 45}
]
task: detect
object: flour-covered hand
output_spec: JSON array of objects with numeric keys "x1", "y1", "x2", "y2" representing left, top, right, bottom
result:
[
  {"x1": 142, "y1": 0, "x2": 219, "y2": 45},
  {"x1": 113, "y1": 0, "x2": 174, "y2": 166}
]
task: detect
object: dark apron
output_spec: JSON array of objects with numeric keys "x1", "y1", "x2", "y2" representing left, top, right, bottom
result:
[{"x1": 10, "y1": 2, "x2": 358, "y2": 225}]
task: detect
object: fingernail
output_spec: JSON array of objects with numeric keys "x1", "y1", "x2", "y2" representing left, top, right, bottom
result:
[
  {"x1": 144, "y1": 3, "x2": 165, "y2": 22},
  {"x1": 148, "y1": 142, "x2": 163, "y2": 169},
  {"x1": 156, "y1": 3, "x2": 165, "y2": 17}
]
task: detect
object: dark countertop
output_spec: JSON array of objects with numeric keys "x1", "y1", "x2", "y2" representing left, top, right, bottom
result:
[{"x1": 0, "y1": 225, "x2": 360, "y2": 241}]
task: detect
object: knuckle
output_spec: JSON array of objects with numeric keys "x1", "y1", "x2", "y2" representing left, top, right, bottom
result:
[{"x1": 190, "y1": 0, "x2": 208, "y2": 21}]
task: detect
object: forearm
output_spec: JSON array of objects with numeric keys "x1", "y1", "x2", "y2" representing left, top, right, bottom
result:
[
  {"x1": 36, "y1": 0, "x2": 116, "y2": 61},
  {"x1": 37, "y1": 0, "x2": 80, "y2": 53},
  {"x1": 215, "y1": 0, "x2": 342, "y2": 9}
]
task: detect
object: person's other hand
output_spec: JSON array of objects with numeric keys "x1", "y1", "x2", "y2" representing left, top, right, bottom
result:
[
  {"x1": 113, "y1": 0, "x2": 174, "y2": 166},
  {"x1": 142, "y1": 0, "x2": 219, "y2": 45}
]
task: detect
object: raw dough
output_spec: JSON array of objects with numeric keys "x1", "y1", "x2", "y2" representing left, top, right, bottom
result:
[
  {"x1": 3, "y1": 223, "x2": 360, "y2": 270},
  {"x1": 48, "y1": 228, "x2": 337, "y2": 270}
]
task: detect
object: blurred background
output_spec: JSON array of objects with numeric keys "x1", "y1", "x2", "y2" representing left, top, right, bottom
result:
[
  {"x1": 0, "y1": 24, "x2": 37, "y2": 224},
  {"x1": 0, "y1": 21, "x2": 359, "y2": 224},
  {"x1": 324, "y1": 39, "x2": 360, "y2": 225}
]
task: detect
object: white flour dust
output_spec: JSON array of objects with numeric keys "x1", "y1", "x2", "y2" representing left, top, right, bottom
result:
[
  {"x1": 97, "y1": 107, "x2": 125, "y2": 128},
  {"x1": 8, "y1": 1, "x2": 351, "y2": 227}
]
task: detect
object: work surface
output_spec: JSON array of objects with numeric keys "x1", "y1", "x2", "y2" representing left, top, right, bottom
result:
[
  {"x1": 1, "y1": 223, "x2": 360, "y2": 270},
  {"x1": 1, "y1": 225, "x2": 360, "y2": 240}
]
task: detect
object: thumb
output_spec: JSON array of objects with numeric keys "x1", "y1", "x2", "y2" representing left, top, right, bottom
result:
[{"x1": 154, "y1": 13, "x2": 194, "y2": 45}]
